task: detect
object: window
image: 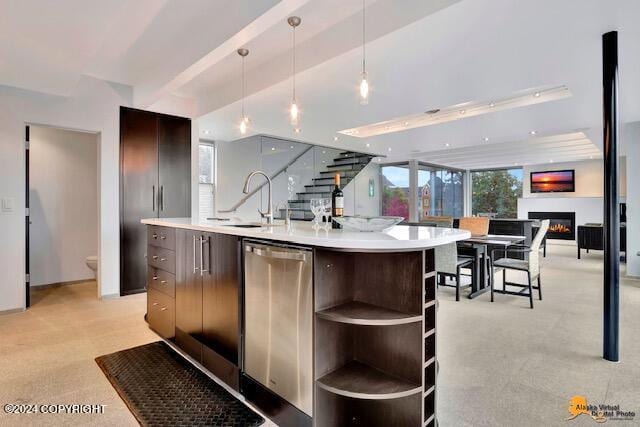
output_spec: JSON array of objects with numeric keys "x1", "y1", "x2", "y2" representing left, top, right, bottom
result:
[
  {"x1": 417, "y1": 164, "x2": 464, "y2": 219},
  {"x1": 381, "y1": 164, "x2": 410, "y2": 219},
  {"x1": 199, "y1": 142, "x2": 215, "y2": 219},
  {"x1": 471, "y1": 168, "x2": 523, "y2": 218}
]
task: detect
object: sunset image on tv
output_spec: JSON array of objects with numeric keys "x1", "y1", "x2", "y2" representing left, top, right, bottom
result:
[{"x1": 530, "y1": 170, "x2": 575, "y2": 193}]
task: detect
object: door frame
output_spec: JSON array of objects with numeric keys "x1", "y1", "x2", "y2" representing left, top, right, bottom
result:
[{"x1": 25, "y1": 123, "x2": 102, "y2": 305}]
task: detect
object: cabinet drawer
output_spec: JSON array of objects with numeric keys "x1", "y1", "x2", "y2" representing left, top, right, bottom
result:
[
  {"x1": 147, "y1": 289, "x2": 175, "y2": 339},
  {"x1": 147, "y1": 266, "x2": 175, "y2": 298},
  {"x1": 147, "y1": 246, "x2": 175, "y2": 274},
  {"x1": 148, "y1": 226, "x2": 176, "y2": 250}
]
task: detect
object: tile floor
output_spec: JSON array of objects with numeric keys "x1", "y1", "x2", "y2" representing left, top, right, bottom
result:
[
  {"x1": 1, "y1": 243, "x2": 638, "y2": 426},
  {"x1": 437, "y1": 243, "x2": 640, "y2": 426}
]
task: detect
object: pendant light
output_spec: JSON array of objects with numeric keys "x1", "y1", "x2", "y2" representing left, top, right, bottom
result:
[
  {"x1": 287, "y1": 16, "x2": 301, "y2": 126},
  {"x1": 359, "y1": 0, "x2": 369, "y2": 105},
  {"x1": 237, "y1": 48, "x2": 250, "y2": 134}
]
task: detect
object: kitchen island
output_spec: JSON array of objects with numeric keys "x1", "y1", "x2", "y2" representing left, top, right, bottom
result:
[{"x1": 141, "y1": 217, "x2": 469, "y2": 427}]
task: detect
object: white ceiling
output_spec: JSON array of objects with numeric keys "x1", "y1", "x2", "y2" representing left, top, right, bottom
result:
[{"x1": 1, "y1": 0, "x2": 638, "y2": 169}]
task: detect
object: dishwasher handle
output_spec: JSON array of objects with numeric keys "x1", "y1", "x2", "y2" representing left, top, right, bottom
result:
[{"x1": 245, "y1": 244, "x2": 308, "y2": 262}]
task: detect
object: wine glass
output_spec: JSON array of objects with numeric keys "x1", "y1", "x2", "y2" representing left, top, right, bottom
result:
[
  {"x1": 310, "y1": 199, "x2": 323, "y2": 227},
  {"x1": 321, "y1": 198, "x2": 332, "y2": 228}
]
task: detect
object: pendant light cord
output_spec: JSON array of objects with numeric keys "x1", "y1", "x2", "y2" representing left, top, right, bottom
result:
[
  {"x1": 292, "y1": 25, "x2": 296, "y2": 101},
  {"x1": 362, "y1": 0, "x2": 366, "y2": 74},
  {"x1": 241, "y1": 55, "x2": 246, "y2": 118}
]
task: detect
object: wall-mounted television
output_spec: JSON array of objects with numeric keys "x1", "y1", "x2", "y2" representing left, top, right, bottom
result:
[{"x1": 530, "y1": 169, "x2": 575, "y2": 193}]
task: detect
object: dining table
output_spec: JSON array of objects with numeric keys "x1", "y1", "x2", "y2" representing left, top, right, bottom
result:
[{"x1": 457, "y1": 234, "x2": 526, "y2": 299}]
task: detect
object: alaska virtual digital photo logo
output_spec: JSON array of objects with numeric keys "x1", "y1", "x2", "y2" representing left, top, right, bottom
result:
[{"x1": 566, "y1": 396, "x2": 636, "y2": 423}]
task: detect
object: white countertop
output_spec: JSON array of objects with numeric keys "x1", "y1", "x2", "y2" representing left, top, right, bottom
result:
[{"x1": 141, "y1": 218, "x2": 470, "y2": 251}]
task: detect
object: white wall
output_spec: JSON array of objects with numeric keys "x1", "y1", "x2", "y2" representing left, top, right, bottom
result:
[
  {"x1": 215, "y1": 136, "x2": 262, "y2": 220},
  {"x1": 0, "y1": 76, "x2": 132, "y2": 311},
  {"x1": 625, "y1": 122, "x2": 640, "y2": 277},
  {"x1": 522, "y1": 159, "x2": 626, "y2": 199},
  {"x1": 29, "y1": 127, "x2": 98, "y2": 286}
]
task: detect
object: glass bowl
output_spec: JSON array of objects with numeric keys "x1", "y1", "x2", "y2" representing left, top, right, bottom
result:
[{"x1": 333, "y1": 216, "x2": 404, "y2": 232}]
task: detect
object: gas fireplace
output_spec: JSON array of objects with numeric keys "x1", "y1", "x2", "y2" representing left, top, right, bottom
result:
[{"x1": 528, "y1": 211, "x2": 576, "y2": 240}]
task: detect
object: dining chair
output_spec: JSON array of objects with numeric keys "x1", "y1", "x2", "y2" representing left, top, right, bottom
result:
[
  {"x1": 490, "y1": 220, "x2": 550, "y2": 308},
  {"x1": 458, "y1": 217, "x2": 490, "y2": 237},
  {"x1": 422, "y1": 215, "x2": 454, "y2": 227},
  {"x1": 435, "y1": 242, "x2": 474, "y2": 301}
]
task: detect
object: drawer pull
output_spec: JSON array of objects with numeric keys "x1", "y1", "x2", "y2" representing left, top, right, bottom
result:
[
  {"x1": 160, "y1": 307, "x2": 167, "y2": 311},
  {"x1": 152, "y1": 255, "x2": 159, "y2": 260},
  {"x1": 160, "y1": 258, "x2": 167, "y2": 262},
  {"x1": 160, "y1": 280, "x2": 167, "y2": 284},
  {"x1": 160, "y1": 235, "x2": 167, "y2": 240},
  {"x1": 152, "y1": 233, "x2": 158, "y2": 239},
  {"x1": 152, "y1": 276, "x2": 158, "y2": 281},
  {"x1": 152, "y1": 302, "x2": 159, "y2": 306}
]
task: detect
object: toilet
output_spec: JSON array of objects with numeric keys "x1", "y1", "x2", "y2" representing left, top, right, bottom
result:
[{"x1": 85, "y1": 255, "x2": 98, "y2": 278}]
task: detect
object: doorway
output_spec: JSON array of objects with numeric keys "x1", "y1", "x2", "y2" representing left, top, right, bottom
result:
[{"x1": 25, "y1": 124, "x2": 100, "y2": 307}]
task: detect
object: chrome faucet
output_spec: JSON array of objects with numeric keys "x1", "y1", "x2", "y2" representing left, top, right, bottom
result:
[{"x1": 243, "y1": 170, "x2": 273, "y2": 224}]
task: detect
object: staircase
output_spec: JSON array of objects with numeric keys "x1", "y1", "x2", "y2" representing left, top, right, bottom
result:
[{"x1": 281, "y1": 151, "x2": 374, "y2": 220}]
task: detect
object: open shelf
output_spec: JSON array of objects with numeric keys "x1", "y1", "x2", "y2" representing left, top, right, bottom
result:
[
  {"x1": 317, "y1": 360, "x2": 422, "y2": 400},
  {"x1": 317, "y1": 301, "x2": 422, "y2": 326}
]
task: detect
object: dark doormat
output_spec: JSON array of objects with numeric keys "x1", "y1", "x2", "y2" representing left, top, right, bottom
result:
[{"x1": 95, "y1": 341, "x2": 264, "y2": 426}]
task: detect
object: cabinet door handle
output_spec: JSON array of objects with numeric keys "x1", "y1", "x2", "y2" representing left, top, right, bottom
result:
[
  {"x1": 152, "y1": 302, "x2": 159, "y2": 306},
  {"x1": 152, "y1": 233, "x2": 158, "y2": 239},
  {"x1": 160, "y1": 258, "x2": 167, "y2": 262},
  {"x1": 160, "y1": 235, "x2": 166, "y2": 240},
  {"x1": 160, "y1": 186, "x2": 164, "y2": 211},
  {"x1": 193, "y1": 235, "x2": 199, "y2": 273},
  {"x1": 152, "y1": 276, "x2": 158, "y2": 281},
  {"x1": 152, "y1": 255, "x2": 158, "y2": 260},
  {"x1": 152, "y1": 186, "x2": 156, "y2": 212},
  {"x1": 160, "y1": 307, "x2": 167, "y2": 311},
  {"x1": 160, "y1": 280, "x2": 167, "y2": 284},
  {"x1": 200, "y1": 235, "x2": 209, "y2": 276}
]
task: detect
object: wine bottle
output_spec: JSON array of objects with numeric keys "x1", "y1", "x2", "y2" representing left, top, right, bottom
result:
[{"x1": 332, "y1": 173, "x2": 344, "y2": 229}]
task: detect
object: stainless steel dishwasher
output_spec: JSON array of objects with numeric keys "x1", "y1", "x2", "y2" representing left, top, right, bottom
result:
[{"x1": 243, "y1": 240, "x2": 313, "y2": 416}]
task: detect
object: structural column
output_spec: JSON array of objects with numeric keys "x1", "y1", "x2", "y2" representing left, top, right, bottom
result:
[{"x1": 602, "y1": 31, "x2": 619, "y2": 362}]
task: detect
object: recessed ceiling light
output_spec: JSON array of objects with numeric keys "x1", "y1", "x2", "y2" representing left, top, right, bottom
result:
[
  {"x1": 365, "y1": 143, "x2": 370, "y2": 147},
  {"x1": 387, "y1": 147, "x2": 392, "y2": 152},
  {"x1": 483, "y1": 137, "x2": 489, "y2": 142},
  {"x1": 271, "y1": 147, "x2": 276, "y2": 151},
  {"x1": 203, "y1": 130, "x2": 211, "y2": 135},
  {"x1": 294, "y1": 128, "x2": 301, "y2": 133},
  {"x1": 445, "y1": 143, "x2": 450, "y2": 147},
  {"x1": 322, "y1": 150, "x2": 326, "y2": 154},
  {"x1": 338, "y1": 85, "x2": 570, "y2": 138},
  {"x1": 530, "y1": 130, "x2": 537, "y2": 135},
  {"x1": 534, "y1": 92, "x2": 541, "y2": 97},
  {"x1": 550, "y1": 159, "x2": 554, "y2": 163},
  {"x1": 589, "y1": 155, "x2": 594, "y2": 159},
  {"x1": 333, "y1": 136, "x2": 339, "y2": 141},
  {"x1": 290, "y1": 145, "x2": 294, "y2": 149}
]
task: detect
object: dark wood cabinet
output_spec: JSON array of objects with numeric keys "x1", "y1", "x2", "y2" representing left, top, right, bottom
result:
[
  {"x1": 202, "y1": 233, "x2": 240, "y2": 364},
  {"x1": 146, "y1": 225, "x2": 176, "y2": 339},
  {"x1": 175, "y1": 228, "x2": 204, "y2": 361},
  {"x1": 174, "y1": 228, "x2": 241, "y2": 390},
  {"x1": 120, "y1": 107, "x2": 191, "y2": 295}
]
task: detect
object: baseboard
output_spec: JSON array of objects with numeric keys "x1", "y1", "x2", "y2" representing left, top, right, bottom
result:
[
  {"x1": 0, "y1": 307, "x2": 26, "y2": 316},
  {"x1": 100, "y1": 293, "x2": 121, "y2": 300},
  {"x1": 31, "y1": 278, "x2": 95, "y2": 289}
]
